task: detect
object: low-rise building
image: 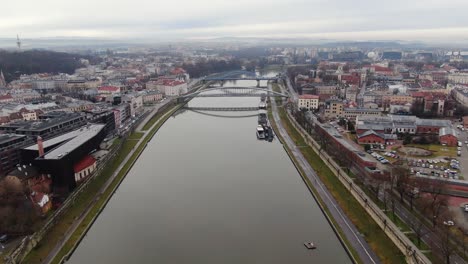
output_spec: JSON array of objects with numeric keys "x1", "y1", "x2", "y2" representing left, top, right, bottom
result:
[
  {"x1": 324, "y1": 100, "x2": 344, "y2": 119},
  {"x1": 0, "y1": 134, "x2": 33, "y2": 176},
  {"x1": 298, "y1": 95, "x2": 319, "y2": 110},
  {"x1": 343, "y1": 108, "x2": 382, "y2": 121},
  {"x1": 448, "y1": 72, "x2": 468, "y2": 84},
  {"x1": 142, "y1": 91, "x2": 163, "y2": 104},
  {"x1": 452, "y1": 87, "x2": 468, "y2": 107},
  {"x1": 122, "y1": 93, "x2": 143, "y2": 117},
  {"x1": 73, "y1": 155, "x2": 97, "y2": 184},
  {"x1": 98, "y1": 86, "x2": 121, "y2": 95},
  {"x1": 357, "y1": 130, "x2": 397, "y2": 145},
  {"x1": 439, "y1": 127, "x2": 458, "y2": 146}
]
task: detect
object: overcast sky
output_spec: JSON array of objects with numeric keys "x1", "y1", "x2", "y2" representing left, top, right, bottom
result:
[{"x1": 1, "y1": 0, "x2": 468, "y2": 42}]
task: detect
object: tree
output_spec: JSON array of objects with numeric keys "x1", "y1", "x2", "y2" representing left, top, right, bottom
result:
[
  {"x1": 409, "y1": 217, "x2": 429, "y2": 247},
  {"x1": 434, "y1": 224, "x2": 456, "y2": 264},
  {"x1": 417, "y1": 179, "x2": 448, "y2": 227},
  {"x1": 393, "y1": 166, "x2": 411, "y2": 203},
  {"x1": 0, "y1": 180, "x2": 40, "y2": 234},
  {"x1": 364, "y1": 144, "x2": 371, "y2": 152},
  {"x1": 403, "y1": 133, "x2": 412, "y2": 145}
]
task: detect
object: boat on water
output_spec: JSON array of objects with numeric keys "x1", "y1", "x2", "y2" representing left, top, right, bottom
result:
[
  {"x1": 304, "y1": 242, "x2": 316, "y2": 250},
  {"x1": 258, "y1": 110, "x2": 268, "y2": 125},
  {"x1": 256, "y1": 125, "x2": 266, "y2": 139}
]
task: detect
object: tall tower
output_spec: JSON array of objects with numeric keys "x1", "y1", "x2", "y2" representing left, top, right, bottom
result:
[
  {"x1": 0, "y1": 70, "x2": 6, "y2": 87},
  {"x1": 16, "y1": 35, "x2": 21, "y2": 50}
]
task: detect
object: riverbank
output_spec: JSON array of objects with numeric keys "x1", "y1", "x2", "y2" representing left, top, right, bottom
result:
[
  {"x1": 20, "y1": 103, "x2": 182, "y2": 264},
  {"x1": 52, "y1": 104, "x2": 183, "y2": 264},
  {"x1": 269, "y1": 84, "x2": 406, "y2": 263},
  {"x1": 267, "y1": 106, "x2": 361, "y2": 264}
]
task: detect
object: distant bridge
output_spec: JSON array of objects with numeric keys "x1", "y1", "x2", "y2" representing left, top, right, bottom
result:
[
  {"x1": 183, "y1": 106, "x2": 260, "y2": 111},
  {"x1": 201, "y1": 70, "x2": 280, "y2": 84},
  {"x1": 179, "y1": 86, "x2": 289, "y2": 100}
]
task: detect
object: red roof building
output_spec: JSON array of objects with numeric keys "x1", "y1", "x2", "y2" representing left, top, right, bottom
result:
[
  {"x1": 171, "y1": 68, "x2": 186, "y2": 75},
  {"x1": 299, "y1": 94, "x2": 319, "y2": 99},
  {"x1": 73, "y1": 155, "x2": 97, "y2": 183},
  {"x1": 0, "y1": 94, "x2": 13, "y2": 103}
]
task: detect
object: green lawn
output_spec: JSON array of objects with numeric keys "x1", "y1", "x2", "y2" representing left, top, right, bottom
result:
[
  {"x1": 24, "y1": 105, "x2": 180, "y2": 264},
  {"x1": 403, "y1": 144, "x2": 457, "y2": 158},
  {"x1": 23, "y1": 136, "x2": 140, "y2": 264},
  {"x1": 49, "y1": 104, "x2": 181, "y2": 264},
  {"x1": 272, "y1": 105, "x2": 406, "y2": 264},
  {"x1": 142, "y1": 102, "x2": 176, "y2": 131}
]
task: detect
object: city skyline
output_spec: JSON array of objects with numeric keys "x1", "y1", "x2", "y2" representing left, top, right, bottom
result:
[{"x1": 1, "y1": 0, "x2": 468, "y2": 43}]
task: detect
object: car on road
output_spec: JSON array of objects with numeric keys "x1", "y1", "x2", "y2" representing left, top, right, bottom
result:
[
  {"x1": 465, "y1": 204, "x2": 468, "y2": 212},
  {"x1": 443, "y1": 220, "x2": 455, "y2": 226},
  {"x1": 0, "y1": 234, "x2": 7, "y2": 243}
]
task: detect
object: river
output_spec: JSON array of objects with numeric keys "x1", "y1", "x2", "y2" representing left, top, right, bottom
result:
[{"x1": 67, "y1": 74, "x2": 351, "y2": 264}]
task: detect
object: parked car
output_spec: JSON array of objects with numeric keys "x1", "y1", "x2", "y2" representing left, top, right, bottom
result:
[
  {"x1": 0, "y1": 234, "x2": 7, "y2": 243},
  {"x1": 443, "y1": 220, "x2": 455, "y2": 226},
  {"x1": 465, "y1": 204, "x2": 468, "y2": 212}
]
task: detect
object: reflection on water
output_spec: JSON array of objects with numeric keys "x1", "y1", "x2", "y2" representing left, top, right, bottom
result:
[{"x1": 67, "y1": 79, "x2": 351, "y2": 264}]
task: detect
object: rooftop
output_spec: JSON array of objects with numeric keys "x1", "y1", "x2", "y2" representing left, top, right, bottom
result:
[
  {"x1": 439, "y1": 127, "x2": 457, "y2": 137},
  {"x1": 318, "y1": 122, "x2": 375, "y2": 164},
  {"x1": 41, "y1": 124, "x2": 105, "y2": 160},
  {"x1": 73, "y1": 155, "x2": 96, "y2": 173},
  {"x1": 1, "y1": 113, "x2": 84, "y2": 133},
  {"x1": 0, "y1": 134, "x2": 26, "y2": 146},
  {"x1": 299, "y1": 94, "x2": 319, "y2": 100},
  {"x1": 24, "y1": 128, "x2": 84, "y2": 151}
]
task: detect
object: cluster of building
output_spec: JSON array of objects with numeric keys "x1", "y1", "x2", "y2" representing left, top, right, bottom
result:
[
  {"x1": 0, "y1": 52, "x2": 202, "y2": 217},
  {"x1": 354, "y1": 115, "x2": 457, "y2": 146}
]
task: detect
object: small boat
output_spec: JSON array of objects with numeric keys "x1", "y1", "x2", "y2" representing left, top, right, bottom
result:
[
  {"x1": 256, "y1": 125, "x2": 265, "y2": 139},
  {"x1": 304, "y1": 242, "x2": 316, "y2": 250}
]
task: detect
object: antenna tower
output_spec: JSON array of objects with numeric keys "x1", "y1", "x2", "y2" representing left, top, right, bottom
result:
[{"x1": 16, "y1": 35, "x2": 21, "y2": 50}]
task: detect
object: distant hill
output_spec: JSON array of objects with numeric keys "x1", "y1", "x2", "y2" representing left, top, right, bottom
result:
[{"x1": 0, "y1": 50, "x2": 101, "y2": 82}]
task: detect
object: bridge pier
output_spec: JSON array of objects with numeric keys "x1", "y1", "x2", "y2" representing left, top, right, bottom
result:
[{"x1": 256, "y1": 80, "x2": 260, "y2": 87}]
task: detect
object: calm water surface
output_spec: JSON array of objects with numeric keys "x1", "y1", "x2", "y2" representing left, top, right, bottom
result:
[{"x1": 67, "y1": 78, "x2": 351, "y2": 264}]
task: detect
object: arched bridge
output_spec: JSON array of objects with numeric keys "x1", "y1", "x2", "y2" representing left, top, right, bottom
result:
[
  {"x1": 201, "y1": 70, "x2": 280, "y2": 83},
  {"x1": 179, "y1": 86, "x2": 289, "y2": 100}
]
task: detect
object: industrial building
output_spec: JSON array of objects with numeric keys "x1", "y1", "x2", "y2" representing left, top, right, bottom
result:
[
  {"x1": 0, "y1": 112, "x2": 86, "y2": 139},
  {"x1": 22, "y1": 124, "x2": 106, "y2": 193}
]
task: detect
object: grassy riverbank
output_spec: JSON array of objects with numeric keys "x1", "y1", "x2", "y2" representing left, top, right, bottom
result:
[
  {"x1": 50, "y1": 105, "x2": 182, "y2": 264},
  {"x1": 270, "y1": 99, "x2": 405, "y2": 263},
  {"x1": 23, "y1": 105, "x2": 181, "y2": 264},
  {"x1": 23, "y1": 134, "x2": 142, "y2": 264}
]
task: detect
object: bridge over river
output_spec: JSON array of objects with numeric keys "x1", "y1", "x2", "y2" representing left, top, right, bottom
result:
[{"x1": 65, "y1": 77, "x2": 352, "y2": 264}]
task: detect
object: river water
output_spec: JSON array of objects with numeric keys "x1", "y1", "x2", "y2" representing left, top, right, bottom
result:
[{"x1": 67, "y1": 74, "x2": 351, "y2": 264}]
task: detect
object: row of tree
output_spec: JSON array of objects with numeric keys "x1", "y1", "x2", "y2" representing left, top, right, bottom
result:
[
  {"x1": 0, "y1": 50, "x2": 100, "y2": 82},
  {"x1": 290, "y1": 106, "x2": 464, "y2": 263},
  {"x1": 180, "y1": 59, "x2": 242, "y2": 78}
]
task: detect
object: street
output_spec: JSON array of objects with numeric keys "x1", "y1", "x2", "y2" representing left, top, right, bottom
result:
[{"x1": 270, "y1": 82, "x2": 380, "y2": 264}]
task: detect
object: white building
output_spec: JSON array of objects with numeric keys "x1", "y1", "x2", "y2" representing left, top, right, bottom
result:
[
  {"x1": 448, "y1": 72, "x2": 468, "y2": 85},
  {"x1": 122, "y1": 94, "x2": 144, "y2": 117},
  {"x1": 142, "y1": 91, "x2": 163, "y2": 104},
  {"x1": 298, "y1": 95, "x2": 319, "y2": 110}
]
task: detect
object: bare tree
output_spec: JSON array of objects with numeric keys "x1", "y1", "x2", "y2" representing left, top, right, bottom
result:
[
  {"x1": 416, "y1": 178, "x2": 449, "y2": 227},
  {"x1": 434, "y1": 224, "x2": 456, "y2": 264},
  {"x1": 409, "y1": 217, "x2": 429, "y2": 248}
]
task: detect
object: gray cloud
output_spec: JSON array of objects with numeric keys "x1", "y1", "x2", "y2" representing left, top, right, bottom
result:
[{"x1": 1, "y1": 0, "x2": 468, "y2": 42}]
